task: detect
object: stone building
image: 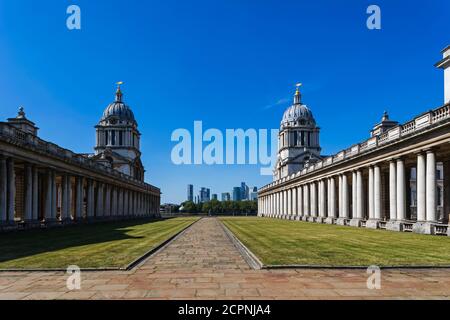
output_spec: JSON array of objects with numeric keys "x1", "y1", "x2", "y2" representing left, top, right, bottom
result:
[
  {"x1": 274, "y1": 84, "x2": 321, "y2": 180},
  {"x1": 0, "y1": 85, "x2": 161, "y2": 230},
  {"x1": 258, "y1": 45, "x2": 450, "y2": 236}
]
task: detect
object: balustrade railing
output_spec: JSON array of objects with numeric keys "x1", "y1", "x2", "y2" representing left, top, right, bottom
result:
[
  {"x1": 260, "y1": 102, "x2": 450, "y2": 192},
  {"x1": 0, "y1": 122, "x2": 160, "y2": 193}
]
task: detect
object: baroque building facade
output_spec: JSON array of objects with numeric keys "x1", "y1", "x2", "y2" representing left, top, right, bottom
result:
[
  {"x1": 258, "y1": 45, "x2": 450, "y2": 236},
  {"x1": 0, "y1": 85, "x2": 160, "y2": 231}
]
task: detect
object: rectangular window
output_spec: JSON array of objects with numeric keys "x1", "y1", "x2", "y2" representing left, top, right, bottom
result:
[
  {"x1": 105, "y1": 131, "x2": 109, "y2": 145},
  {"x1": 119, "y1": 131, "x2": 123, "y2": 146},
  {"x1": 111, "y1": 131, "x2": 116, "y2": 146}
]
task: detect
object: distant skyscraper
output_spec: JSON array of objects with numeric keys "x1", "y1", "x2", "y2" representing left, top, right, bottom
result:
[
  {"x1": 240, "y1": 182, "x2": 249, "y2": 200},
  {"x1": 250, "y1": 191, "x2": 257, "y2": 201},
  {"x1": 199, "y1": 187, "x2": 211, "y2": 203},
  {"x1": 233, "y1": 187, "x2": 242, "y2": 201},
  {"x1": 212, "y1": 194, "x2": 218, "y2": 200},
  {"x1": 221, "y1": 192, "x2": 231, "y2": 201},
  {"x1": 187, "y1": 184, "x2": 194, "y2": 202}
]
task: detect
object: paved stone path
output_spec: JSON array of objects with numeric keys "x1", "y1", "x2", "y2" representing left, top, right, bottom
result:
[{"x1": 1, "y1": 217, "x2": 450, "y2": 299}]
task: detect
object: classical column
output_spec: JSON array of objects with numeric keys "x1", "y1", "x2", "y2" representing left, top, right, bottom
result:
[
  {"x1": 416, "y1": 153, "x2": 426, "y2": 222},
  {"x1": 51, "y1": 171, "x2": 57, "y2": 220},
  {"x1": 303, "y1": 184, "x2": 310, "y2": 218},
  {"x1": 319, "y1": 179, "x2": 326, "y2": 219},
  {"x1": 75, "y1": 176, "x2": 83, "y2": 220},
  {"x1": 118, "y1": 188, "x2": 123, "y2": 217},
  {"x1": 282, "y1": 190, "x2": 287, "y2": 217},
  {"x1": 287, "y1": 189, "x2": 292, "y2": 217},
  {"x1": 352, "y1": 171, "x2": 357, "y2": 218},
  {"x1": 104, "y1": 184, "x2": 111, "y2": 217},
  {"x1": 389, "y1": 161, "x2": 397, "y2": 221},
  {"x1": 327, "y1": 178, "x2": 331, "y2": 217},
  {"x1": 330, "y1": 177, "x2": 336, "y2": 219},
  {"x1": 0, "y1": 158, "x2": 6, "y2": 223},
  {"x1": 44, "y1": 169, "x2": 56, "y2": 223},
  {"x1": 7, "y1": 159, "x2": 15, "y2": 224},
  {"x1": 342, "y1": 174, "x2": 349, "y2": 219},
  {"x1": 24, "y1": 164, "x2": 33, "y2": 222},
  {"x1": 292, "y1": 187, "x2": 297, "y2": 217},
  {"x1": 338, "y1": 175, "x2": 342, "y2": 219},
  {"x1": 426, "y1": 150, "x2": 437, "y2": 223},
  {"x1": 396, "y1": 158, "x2": 406, "y2": 221},
  {"x1": 112, "y1": 187, "x2": 117, "y2": 217},
  {"x1": 367, "y1": 165, "x2": 381, "y2": 229},
  {"x1": 61, "y1": 174, "x2": 71, "y2": 222},
  {"x1": 87, "y1": 179, "x2": 94, "y2": 219},
  {"x1": 356, "y1": 169, "x2": 364, "y2": 219},
  {"x1": 374, "y1": 165, "x2": 381, "y2": 220},
  {"x1": 297, "y1": 186, "x2": 303, "y2": 217},
  {"x1": 96, "y1": 182, "x2": 104, "y2": 218},
  {"x1": 124, "y1": 190, "x2": 129, "y2": 217},
  {"x1": 32, "y1": 166, "x2": 39, "y2": 221},
  {"x1": 368, "y1": 166, "x2": 374, "y2": 220},
  {"x1": 310, "y1": 182, "x2": 317, "y2": 218}
]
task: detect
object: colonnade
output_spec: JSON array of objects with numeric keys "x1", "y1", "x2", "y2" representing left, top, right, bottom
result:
[
  {"x1": 258, "y1": 149, "x2": 448, "y2": 235},
  {"x1": 0, "y1": 156, "x2": 160, "y2": 229}
]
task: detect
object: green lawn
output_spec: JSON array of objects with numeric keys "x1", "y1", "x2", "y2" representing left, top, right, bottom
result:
[
  {"x1": 220, "y1": 217, "x2": 450, "y2": 266},
  {"x1": 0, "y1": 217, "x2": 198, "y2": 269}
]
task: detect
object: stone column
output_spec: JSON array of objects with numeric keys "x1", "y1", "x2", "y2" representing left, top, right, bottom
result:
[
  {"x1": 282, "y1": 190, "x2": 287, "y2": 218},
  {"x1": 124, "y1": 190, "x2": 129, "y2": 217},
  {"x1": 61, "y1": 174, "x2": 71, "y2": 222},
  {"x1": 352, "y1": 171, "x2": 357, "y2": 219},
  {"x1": 356, "y1": 170, "x2": 364, "y2": 220},
  {"x1": 342, "y1": 174, "x2": 349, "y2": 219},
  {"x1": 297, "y1": 186, "x2": 303, "y2": 218},
  {"x1": 310, "y1": 182, "x2": 317, "y2": 218},
  {"x1": 319, "y1": 179, "x2": 326, "y2": 220},
  {"x1": 112, "y1": 187, "x2": 117, "y2": 217},
  {"x1": 367, "y1": 165, "x2": 381, "y2": 229},
  {"x1": 351, "y1": 170, "x2": 363, "y2": 227},
  {"x1": 396, "y1": 158, "x2": 406, "y2": 222},
  {"x1": 96, "y1": 182, "x2": 104, "y2": 218},
  {"x1": 416, "y1": 153, "x2": 426, "y2": 222},
  {"x1": 0, "y1": 158, "x2": 7, "y2": 223},
  {"x1": 118, "y1": 188, "x2": 123, "y2": 217},
  {"x1": 51, "y1": 171, "x2": 57, "y2": 221},
  {"x1": 303, "y1": 184, "x2": 309, "y2": 219},
  {"x1": 328, "y1": 177, "x2": 336, "y2": 222},
  {"x1": 75, "y1": 176, "x2": 83, "y2": 221},
  {"x1": 389, "y1": 161, "x2": 397, "y2": 221},
  {"x1": 287, "y1": 189, "x2": 292, "y2": 217},
  {"x1": 32, "y1": 166, "x2": 39, "y2": 221},
  {"x1": 338, "y1": 175, "x2": 342, "y2": 220},
  {"x1": 104, "y1": 184, "x2": 111, "y2": 218},
  {"x1": 87, "y1": 179, "x2": 94, "y2": 219},
  {"x1": 368, "y1": 166, "x2": 374, "y2": 220},
  {"x1": 24, "y1": 164, "x2": 33, "y2": 222},
  {"x1": 327, "y1": 178, "x2": 331, "y2": 218},
  {"x1": 426, "y1": 150, "x2": 437, "y2": 223},
  {"x1": 292, "y1": 187, "x2": 297, "y2": 218},
  {"x1": 7, "y1": 159, "x2": 15, "y2": 224}
]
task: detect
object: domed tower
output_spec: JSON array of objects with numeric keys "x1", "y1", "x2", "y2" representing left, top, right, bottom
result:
[
  {"x1": 94, "y1": 83, "x2": 145, "y2": 181},
  {"x1": 274, "y1": 84, "x2": 321, "y2": 180}
]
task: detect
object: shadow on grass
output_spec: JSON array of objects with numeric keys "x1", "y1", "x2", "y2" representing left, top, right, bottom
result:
[{"x1": 0, "y1": 218, "x2": 169, "y2": 264}]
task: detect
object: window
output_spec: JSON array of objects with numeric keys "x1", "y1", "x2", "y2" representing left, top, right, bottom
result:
[
  {"x1": 119, "y1": 131, "x2": 123, "y2": 146},
  {"x1": 111, "y1": 131, "x2": 116, "y2": 146},
  {"x1": 293, "y1": 131, "x2": 298, "y2": 146},
  {"x1": 105, "y1": 131, "x2": 109, "y2": 145}
]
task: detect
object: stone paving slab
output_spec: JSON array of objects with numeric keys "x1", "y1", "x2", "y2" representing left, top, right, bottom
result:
[{"x1": 0, "y1": 217, "x2": 450, "y2": 300}]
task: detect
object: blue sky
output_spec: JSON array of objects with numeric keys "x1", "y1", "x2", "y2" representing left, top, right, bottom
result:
[{"x1": 0, "y1": 0, "x2": 448, "y2": 203}]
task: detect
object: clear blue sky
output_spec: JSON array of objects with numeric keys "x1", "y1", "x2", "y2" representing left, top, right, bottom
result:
[{"x1": 0, "y1": 0, "x2": 448, "y2": 204}]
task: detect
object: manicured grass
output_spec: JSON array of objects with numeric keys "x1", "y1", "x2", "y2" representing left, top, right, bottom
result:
[
  {"x1": 220, "y1": 217, "x2": 450, "y2": 266},
  {"x1": 0, "y1": 217, "x2": 198, "y2": 269}
]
